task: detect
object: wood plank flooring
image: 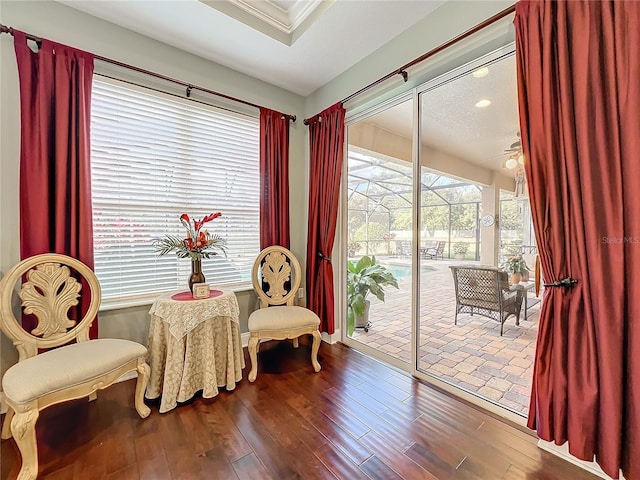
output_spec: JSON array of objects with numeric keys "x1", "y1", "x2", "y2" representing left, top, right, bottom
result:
[{"x1": 1, "y1": 340, "x2": 599, "y2": 480}]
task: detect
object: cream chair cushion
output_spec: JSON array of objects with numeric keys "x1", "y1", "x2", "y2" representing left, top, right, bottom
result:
[
  {"x1": 248, "y1": 306, "x2": 320, "y2": 332},
  {"x1": 2, "y1": 339, "x2": 147, "y2": 405}
]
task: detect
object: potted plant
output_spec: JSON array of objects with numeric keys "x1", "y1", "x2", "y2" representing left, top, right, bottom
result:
[
  {"x1": 347, "y1": 256, "x2": 399, "y2": 335},
  {"x1": 453, "y1": 242, "x2": 469, "y2": 260},
  {"x1": 347, "y1": 240, "x2": 361, "y2": 257},
  {"x1": 502, "y1": 255, "x2": 529, "y2": 284}
]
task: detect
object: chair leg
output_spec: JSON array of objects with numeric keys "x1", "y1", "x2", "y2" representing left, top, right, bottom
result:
[
  {"x1": 248, "y1": 336, "x2": 260, "y2": 382},
  {"x1": 311, "y1": 330, "x2": 322, "y2": 373},
  {"x1": 1, "y1": 407, "x2": 14, "y2": 439},
  {"x1": 135, "y1": 360, "x2": 151, "y2": 418},
  {"x1": 11, "y1": 408, "x2": 39, "y2": 480},
  {"x1": 292, "y1": 337, "x2": 299, "y2": 348}
]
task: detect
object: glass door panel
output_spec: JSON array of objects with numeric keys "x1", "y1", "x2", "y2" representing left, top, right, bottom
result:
[
  {"x1": 417, "y1": 53, "x2": 537, "y2": 416},
  {"x1": 346, "y1": 98, "x2": 413, "y2": 365}
]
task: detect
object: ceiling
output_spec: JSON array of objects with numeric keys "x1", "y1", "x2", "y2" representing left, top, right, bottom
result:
[
  {"x1": 57, "y1": 0, "x2": 447, "y2": 96},
  {"x1": 365, "y1": 53, "x2": 520, "y2": 175}
]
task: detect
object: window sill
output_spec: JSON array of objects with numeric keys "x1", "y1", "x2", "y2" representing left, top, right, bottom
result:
[{"x1": 99, "y1": 282, "x2": 255, "y2": 312}]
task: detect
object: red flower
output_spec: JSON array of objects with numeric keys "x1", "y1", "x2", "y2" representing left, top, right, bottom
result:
[
  {"x1": 196, "y1": 231, "x2": 207, "y2": 248},
  {"x1": 194, "y1": 212, "x2": 222, "y2": 232},
  {"x1": 180, "y1": 214, "x2": 191, "y2": 231},
  {"x1": 183, "y1": 238, "x2": 194, "y2": 250}
]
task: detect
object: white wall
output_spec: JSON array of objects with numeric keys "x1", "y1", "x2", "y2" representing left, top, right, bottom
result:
[{"x1": 0, "y1": 0, "x2": 306, "y2": 376}]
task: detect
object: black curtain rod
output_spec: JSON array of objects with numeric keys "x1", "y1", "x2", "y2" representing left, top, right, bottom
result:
[
  {"x1": 303, "y1": 3, "x2": 516, "y2": 125},
  {"x1": 0, "y1": 24, "x2": 296, "y2": 123}
]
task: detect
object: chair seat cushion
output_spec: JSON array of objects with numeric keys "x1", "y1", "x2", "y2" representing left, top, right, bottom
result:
[
  {"x1": 2, "y1": 338, "x2": 147, "y2": 405},
  {"x1": 248, "y1": 306, "x2": 320, "y2": 332}
]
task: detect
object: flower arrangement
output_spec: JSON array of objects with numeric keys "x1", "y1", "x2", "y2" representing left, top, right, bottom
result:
[
  {"x1": 153, "y1": 213, "x2": 226, "y2": 260},
  {"x1": 502, "y1": 254, "x2": 528, "y2": 274}
]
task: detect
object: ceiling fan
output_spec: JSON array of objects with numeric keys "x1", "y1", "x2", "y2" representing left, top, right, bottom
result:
[{"x1": 502, "y1": 133, "x2": 524, "y2": 169}]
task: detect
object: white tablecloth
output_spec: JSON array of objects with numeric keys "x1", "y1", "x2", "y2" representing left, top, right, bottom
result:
[{"x1": 145, "y1": 289, "x2": 244, "y2": 413}]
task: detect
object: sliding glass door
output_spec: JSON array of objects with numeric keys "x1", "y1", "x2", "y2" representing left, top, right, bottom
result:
[{"x1": 342, "y1": 47, "x2": 540, "y2": 419}]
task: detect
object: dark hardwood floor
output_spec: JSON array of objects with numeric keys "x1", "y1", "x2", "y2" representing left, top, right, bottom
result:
[{"x1": 1, "y1": 340, "x2": 598, "y2": 480}]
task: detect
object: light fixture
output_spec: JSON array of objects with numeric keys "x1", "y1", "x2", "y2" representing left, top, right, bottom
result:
[
  {"x1": 472, "y1": 67, "x2": 489, "y2": 78},
  {"x1": 505, "y1": 157, "x2": 518, "y2": 169},
  {"x1": 517, "y1": 153, "x2": 525, "y2": 165},
  {"x1": 475, "y1": 99, "x2": 491, "y2": 108}
]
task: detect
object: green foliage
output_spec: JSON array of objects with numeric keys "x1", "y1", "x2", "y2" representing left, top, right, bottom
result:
[
  {"x1": 153, "y1": 233, "x2": 225, "y2": 260},
  {"x1": 352, "y1": 222, "x2": 388, "y2": 249},
  {"x1": 453, "y1": 242, "x2": 469, "y2": 255},
  {"x1": 502, "y1": 255, "x2": 529, "y2": 274},
  {"x1": 346, "y1": 256, "x2": 399, "y2": 336}
]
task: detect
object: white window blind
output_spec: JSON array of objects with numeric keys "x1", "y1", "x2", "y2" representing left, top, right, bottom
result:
[{"x1": 91, "y1": 77, "x2": 260, "y2": 303}]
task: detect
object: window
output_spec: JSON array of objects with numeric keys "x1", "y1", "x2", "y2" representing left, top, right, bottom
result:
[{"x1": 91, "y1": 77, "x2": 260, "y2": 304}]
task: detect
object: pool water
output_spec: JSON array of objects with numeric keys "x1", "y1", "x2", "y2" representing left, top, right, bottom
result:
[{"x1": 380, "y1": 263, "x2": 436, "y2": 280}]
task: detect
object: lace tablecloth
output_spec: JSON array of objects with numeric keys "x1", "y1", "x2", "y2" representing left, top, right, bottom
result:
[
  {"x1": 145, "y1": 289, "x2": 244, "y2": 413},
  {"x1": 149, "y1": 289, "x2": 240, "y2": 340}
]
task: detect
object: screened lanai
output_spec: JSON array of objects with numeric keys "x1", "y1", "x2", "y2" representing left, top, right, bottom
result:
[{"x1": 348, "y1": 146, "x2": 483, "y2": 260}]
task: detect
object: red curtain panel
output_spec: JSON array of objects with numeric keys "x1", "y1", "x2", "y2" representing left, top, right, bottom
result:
[
  {"x1": 306, "y1": 103, "x2": 345, "y2": 334},
  {"x1": 14, "y1": 32, "x2": 98, "y2": 339},
  {"x1": 515, "y1": 2, "x2": 640, "y2": 478},
  {"x1": 259, "y1": 107, "x2": 290, "y2": 250}
]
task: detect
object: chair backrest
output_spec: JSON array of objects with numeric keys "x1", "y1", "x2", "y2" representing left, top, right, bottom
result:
[
  {"x1": 252, "y1": 246, "x2": 301, "y2": 308},
  {"x1": 423, "y1": 240, "x2": 438, "y2": 250},
  {"x1": 0, "y1": 253, "x2": 101, "y2": 361},
  {"x1": 450, "y1": 265, "x2": 510, "y2": 308},
  {"x1": 436, "y1": 241, "x2": 446, "y2": 254}
]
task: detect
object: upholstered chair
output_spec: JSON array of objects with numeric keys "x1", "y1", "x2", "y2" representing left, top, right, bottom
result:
[
  {"x1": 247, "y1": 246, "x2": 321, "y2": 382},
  {"x1": 0, "y1": 254, "x2": 150, "y2": 480}
]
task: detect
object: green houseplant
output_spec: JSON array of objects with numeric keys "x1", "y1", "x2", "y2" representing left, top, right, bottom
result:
[
  {"x1": 453, "y1": 242, "x2": 469, "y2": 260},
  {"x1": 502, "y1": 254, "x2": 529, "y2": 283},
  {"x1": 347, "y1": 256, "x2": 399, "y2": 335}
]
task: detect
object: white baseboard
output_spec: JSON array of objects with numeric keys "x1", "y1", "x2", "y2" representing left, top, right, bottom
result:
[
  {"x1": 538, "y1": 440, "x2": 625, "y2": 480},
  {"x1": 321, "y1": 330, "x2": 341, "y2": 344}
]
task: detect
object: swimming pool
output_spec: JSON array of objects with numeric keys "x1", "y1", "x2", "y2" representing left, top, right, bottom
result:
[{"x1": 380, "y1": 263, "x2": 436, "y2": 280}]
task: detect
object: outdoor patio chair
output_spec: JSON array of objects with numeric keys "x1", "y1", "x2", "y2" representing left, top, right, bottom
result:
[
  {"x1": 449, "y1": 265, "x2": 523, "y2": 335},
  {"x1": 423, "y1": 241, "x2": 446, "y2": 260},
  {"x1": 394, "y1": 240, "x2": 412, "y2": 258}
]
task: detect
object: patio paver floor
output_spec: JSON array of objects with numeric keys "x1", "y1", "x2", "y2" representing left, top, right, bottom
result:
[{"x1": 350, "y1": 258, "x2": 541, "y2": 415}]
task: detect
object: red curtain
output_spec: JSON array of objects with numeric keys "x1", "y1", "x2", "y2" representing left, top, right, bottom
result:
[
  {"x1": 14, "y1": 32, "x2": 98, "y2": 338},
  {"x1": 306, "y1": 103, "x2": 345, "y2": 334},
  {"x1": 259, "y1": 107, "x2": 290, "y2": 249},
  {"x1": 515, "y1": 2, "x2": 640, "y2": 478}
]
